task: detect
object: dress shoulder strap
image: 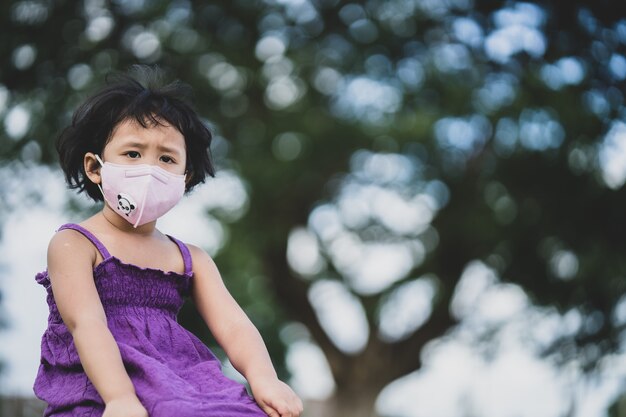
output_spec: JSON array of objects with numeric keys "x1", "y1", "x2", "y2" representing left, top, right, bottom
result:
[
  {"x1": 167, "y1": 235, "x2": 193, "y2": 276},
  {"x1": 57, "y1": 223, "x2": 112, "y2": 260}
]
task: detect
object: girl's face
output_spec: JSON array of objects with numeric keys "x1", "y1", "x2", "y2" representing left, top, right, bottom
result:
[{"x1": 101, "y1": 118, "x2": 187, "y2": 175}]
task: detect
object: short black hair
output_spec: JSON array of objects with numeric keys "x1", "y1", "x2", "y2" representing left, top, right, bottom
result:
[{"x1": 57, "y1": 65, "x2": 215, "y2": 202}]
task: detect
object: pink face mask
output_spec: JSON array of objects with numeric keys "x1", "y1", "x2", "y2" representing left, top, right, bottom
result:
[{"x1": 95, "y1": 155, "x2": 186, "y2": 228}]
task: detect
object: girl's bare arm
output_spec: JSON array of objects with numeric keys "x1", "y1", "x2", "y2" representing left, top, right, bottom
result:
[
  {"x1": 188, "y1": 245, "x2": 303, "y2": 417},
  {"x1": 47, "y1": 230, "x2": 146, "y2": 416}
]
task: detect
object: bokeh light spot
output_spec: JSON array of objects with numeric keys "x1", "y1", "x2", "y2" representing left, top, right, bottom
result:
[{"x1": 12, "y1": 44, "x2": 37, "y2": 70}]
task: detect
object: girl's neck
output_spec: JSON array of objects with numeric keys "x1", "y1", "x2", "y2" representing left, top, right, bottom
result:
[{"x1": 100, "y1": 206, "x2": 158, "y2": 236}]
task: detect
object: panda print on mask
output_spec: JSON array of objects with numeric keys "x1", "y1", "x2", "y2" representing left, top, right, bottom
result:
[{"x1": 117, "y1": 193, "x2": 136, "y2": 217}]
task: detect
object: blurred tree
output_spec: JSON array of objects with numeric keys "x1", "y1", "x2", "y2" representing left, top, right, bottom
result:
[{"x1": 1, "y1": 0, "x2": 626, "y2": 416}]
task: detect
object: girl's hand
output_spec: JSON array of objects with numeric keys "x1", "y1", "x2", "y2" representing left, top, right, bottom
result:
[
  {"x1": 251, "y1": 377, "x2": 304, "y2": 417},
  {"x1": 103, "y1": 394, "x2": 148, "y2": 417}
]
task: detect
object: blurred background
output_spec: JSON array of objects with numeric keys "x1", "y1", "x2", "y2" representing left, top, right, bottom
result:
[{"x1": 2, "y1": 0, "x2": 626, "y2": 416}]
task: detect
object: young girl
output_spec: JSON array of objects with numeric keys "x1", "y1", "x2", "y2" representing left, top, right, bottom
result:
[{"x1": 33, "y1": 67, "x2": 303, "y2": 417}]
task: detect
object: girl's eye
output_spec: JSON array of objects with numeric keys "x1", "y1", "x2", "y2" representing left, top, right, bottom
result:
[
  {"x1": 126, "y1": 151, "x2": 140, "y2": 159},
  {"x1": 160, "y1": 155, "x2": 174, "y2": 163}
]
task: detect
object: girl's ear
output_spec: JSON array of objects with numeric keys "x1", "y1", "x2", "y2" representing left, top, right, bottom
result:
[
  {"x1": 84, "y1": 152, "x2": 102, "y2": 185},
  {"x1": 184, "y1": 170, "x2": 193, "y2": 187}
]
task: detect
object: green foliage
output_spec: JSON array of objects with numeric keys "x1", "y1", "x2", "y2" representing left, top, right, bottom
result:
[{"x1": 2, "y1": 0, "x2": 626, "y2": 413}]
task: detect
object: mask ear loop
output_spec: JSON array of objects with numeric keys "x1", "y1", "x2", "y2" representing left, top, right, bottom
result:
[{"x1": 94, "y1": 154, "x2": 112, "y2": 207}]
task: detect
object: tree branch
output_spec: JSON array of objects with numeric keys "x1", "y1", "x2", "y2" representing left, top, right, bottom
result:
[{"x1": 262, "y1": 240, "x2": 350, "y2": 378}]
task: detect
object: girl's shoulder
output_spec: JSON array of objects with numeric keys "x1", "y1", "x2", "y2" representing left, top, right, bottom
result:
[
  {"x1": 50, "y1": 224, "x2": 95, "y2": 247},
  {"x1": 184, "y1": 242, "x2": 207, "y2": 263},
  {"x1": 184, "y1": 243, "x2": 228, "y2": 285},
  {"x1": 184, "y1": 242, "x2": 203, "y2": 255},
  {"x1": 47, "y1": 225, "x2": 100, "y2": 267}
]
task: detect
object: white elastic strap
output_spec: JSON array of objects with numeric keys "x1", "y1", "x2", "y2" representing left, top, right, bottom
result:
[
  {"x1": 95, "y1": 155, "x2": 113, "y2": 210},
  {"x1": 97, "y1": 182, "x2": 114, "y2": 209}
]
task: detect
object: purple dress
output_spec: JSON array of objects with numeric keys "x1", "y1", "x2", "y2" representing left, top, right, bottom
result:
[{"x1": 33, "y1": 223, "x2": 267, "y2": 417}]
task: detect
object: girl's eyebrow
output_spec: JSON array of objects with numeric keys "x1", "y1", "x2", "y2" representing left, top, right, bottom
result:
[
  {"x1": 158, "y1": 144, "x2": 184, "y2": 155},
  {"x1": 122, "y1": 141, "x2": 183, "y2": 156},
  {"x1": 124, "y1": 141, "x2": 147, "y2": 149}
]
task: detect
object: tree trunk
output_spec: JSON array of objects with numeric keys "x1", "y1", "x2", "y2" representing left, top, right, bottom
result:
[
  {"x1": 304, "y1": 389, "x2": 380, "y2": 417},
  {"x1": 0, "y1": 395, "x2": 46, "y2": 417}
]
